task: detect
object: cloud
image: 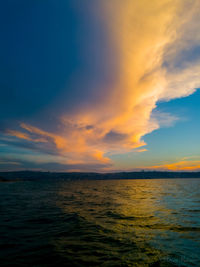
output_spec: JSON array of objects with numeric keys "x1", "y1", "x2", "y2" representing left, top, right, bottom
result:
[
  {"x1": 135, "y1": 149, "x2": 147, "y2": 153},
  {"x1": 146, "y1": 158, "x2": 200, "y2": 171},
  {"x1": 0, "y1": 154, "x2": 112, "y2": 172},
  {"x1": 2, "y1": 0, "x2": 200, "y2": 170},
  {"x1": 2, "y1": 123, "x2": 112, "y2": 167},
  {"x1": 102, "y1": 131, "x2": 128, "y2": 143}
]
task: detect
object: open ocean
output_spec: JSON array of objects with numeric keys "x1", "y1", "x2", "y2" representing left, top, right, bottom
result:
[{"x1": 0, "y1": 178, "x2": 200, "y2": 266}]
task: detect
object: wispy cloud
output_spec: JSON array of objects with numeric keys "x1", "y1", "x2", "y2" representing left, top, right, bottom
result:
[{"x1": 147, "y1": 158, "x2": 200, "y2": 171}]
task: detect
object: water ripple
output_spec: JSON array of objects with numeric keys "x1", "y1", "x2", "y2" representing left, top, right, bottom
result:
[{"x1": 0, "y1": 178, "x2": 200, "y2": 266}]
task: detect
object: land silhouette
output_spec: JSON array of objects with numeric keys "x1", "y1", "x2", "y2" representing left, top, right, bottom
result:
[{"x1": 0, "y1": 170, "x2": 200, "y2": 182}]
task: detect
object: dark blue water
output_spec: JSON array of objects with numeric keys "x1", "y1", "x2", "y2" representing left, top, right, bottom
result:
[{"x1": 0, "y1": 179, "x2": 200, "y2": 266}]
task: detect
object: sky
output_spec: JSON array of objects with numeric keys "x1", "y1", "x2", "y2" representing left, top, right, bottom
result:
[{"x1": 0, "y1": 0, "x2": 200, "y2": 172}]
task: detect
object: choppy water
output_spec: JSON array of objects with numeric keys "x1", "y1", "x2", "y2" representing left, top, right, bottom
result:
[{"x1": 0, "y1": 178, "x2": 200, "y2": 266}]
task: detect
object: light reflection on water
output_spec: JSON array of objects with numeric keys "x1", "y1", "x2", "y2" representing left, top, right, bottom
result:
[{"x1": 0, "y1": 179, "x2": 200, "y2": 266}]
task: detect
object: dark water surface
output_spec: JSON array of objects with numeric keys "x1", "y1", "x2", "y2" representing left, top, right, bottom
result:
[{"x1": 0, "y1": 178, "x2": 200, "y2": 266}]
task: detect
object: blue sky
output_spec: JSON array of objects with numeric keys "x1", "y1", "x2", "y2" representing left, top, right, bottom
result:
[{"x1": 110, "y1": 90, "x2": 200, "y2": 170}]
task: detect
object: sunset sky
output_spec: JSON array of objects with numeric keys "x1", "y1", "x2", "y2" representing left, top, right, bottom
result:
[{"x1": 0, "y1": 0, "x2": 200, "y2": 172}]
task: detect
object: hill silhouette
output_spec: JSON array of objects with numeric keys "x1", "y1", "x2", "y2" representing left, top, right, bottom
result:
[{"x1": 0, "y1": 170, "x2": 200, "y2": 181}]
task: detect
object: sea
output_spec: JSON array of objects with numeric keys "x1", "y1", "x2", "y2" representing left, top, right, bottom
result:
[{"x1": 0, "y1": 178, "x2": 200, "y2": 266}]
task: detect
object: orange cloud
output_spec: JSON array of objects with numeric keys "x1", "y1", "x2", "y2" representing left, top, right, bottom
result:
[
  {"x1": 6, "y1": 123, "x2": 111, "y2": 165},
  {"x1": 136, "y1": 149, "x2": 147, "y2": 153},
  {"x1": 5, "y1": 0, "x2": 200, "y2": 168},
  {"x1": 20, "y1": 123, "x2": 68, "y2": 151},
  {"x1": 145, "y1": 159, "x2": 200, "y2": 171},
  {"x1": 7, "y1": 130, "x2": 33, "y2": 142},
  {"x1": 93, "y1": 151, "x2": 110, "y2": 164},
  {"x1": 7, "y1": 124, "x2": 69, "y2": 154}
]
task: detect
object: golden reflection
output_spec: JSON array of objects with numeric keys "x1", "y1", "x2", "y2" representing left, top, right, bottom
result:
[{"x1": 55, "y1": 179, "x2": 179, "y2": 265}]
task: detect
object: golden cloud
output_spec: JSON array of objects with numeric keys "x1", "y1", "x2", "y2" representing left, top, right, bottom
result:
[
  {"x1": 5, "y1": 0, "x2": 200, "y2": 167},
  {"x1": 147, "y1": 159, "x2": 200, "y2": 171}
]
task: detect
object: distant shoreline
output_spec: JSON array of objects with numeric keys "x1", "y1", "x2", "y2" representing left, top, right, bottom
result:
[{"x1": 1, "y1": 170, "x2": 200, "y2": 181}]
